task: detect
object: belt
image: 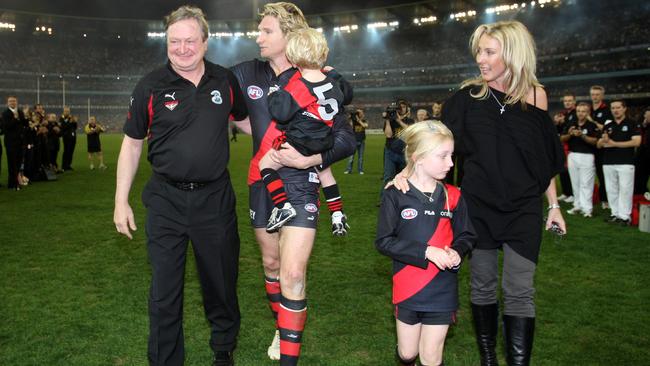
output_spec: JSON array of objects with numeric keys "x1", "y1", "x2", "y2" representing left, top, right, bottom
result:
[{"x1": 154, "y1": 173, "x2": 209, "y2": 191}]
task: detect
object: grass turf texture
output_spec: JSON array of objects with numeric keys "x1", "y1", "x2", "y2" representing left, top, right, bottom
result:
[{"x1": 1, "y1": 134, "x2": 649, "y2": 365}]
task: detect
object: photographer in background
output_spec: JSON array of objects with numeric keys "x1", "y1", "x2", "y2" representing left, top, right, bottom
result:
[
  {"x1": 380, "y1": 99, "x2": 414, "y2": 200},
  {"x1": 345, "y1": 108, "x2": 368, "y2": 174}
]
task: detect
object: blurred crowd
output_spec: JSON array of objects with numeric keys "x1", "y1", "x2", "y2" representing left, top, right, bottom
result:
[{"x1": 1, "y1": 96, "x2": 107, "y2": 190}]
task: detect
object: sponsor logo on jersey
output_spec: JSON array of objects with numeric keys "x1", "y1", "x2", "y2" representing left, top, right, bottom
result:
[
  {"x1": 308, "y1": 172, "x2": 320, "y2": 184},
  {"x1": 247, "y1": 85, "x2": 264, "y2": 100},
  {"x1": 269, "y1": 85, "x2": 280, "y2": 94},
  {"x1": 307, "y1": 216, "x2": 315, "y2": 221},
  {"x1": 304, "y1": 203, "x2": 318, "y2": 213},
  {"x1": 440, "y1": 210, "x2": 453, "y2": 218},
  {"x1": 211, "y1": 90, "x2": 223, "y2": 105},
  {"x1": 164, "y1": 100, "x2": 179, "y2": 111},
  {"x1": 597, "y1": 112, "x2": 603, "y2": 118},
  {"x1": 302, "y1": 111, "x2": 318, "y2": 119},
  {"x1": 622, "y1": 126, "x2": 628, "y2": 132},
  {"x1": 401, "y1": 208, "x2": 418, "y2": 220},
  {"x1": 424, "y1": 210, "x2": 436, "y2": 216},
  {"x1": 249, "y1": 209, "x2": 256, "y2": 220},
  {"x1": 582, "y1": 129, "x2": 588, "y2": 135},
  {"x1": 130, "y1": 96, "x2": 134, "y2": 106},
  {"x1": 165, "y1": 91, "x2": 176, "y2": 100}
]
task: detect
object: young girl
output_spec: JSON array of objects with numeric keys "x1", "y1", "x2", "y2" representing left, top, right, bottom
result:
[{"x1": 376, "y1": 121, "x2": 476, "y2": 366}]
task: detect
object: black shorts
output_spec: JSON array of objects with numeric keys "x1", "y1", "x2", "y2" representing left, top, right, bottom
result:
[
  {"x1": 249, "y1": 180, "x2": 320, "y2": 229},
  {"x1": 395, "y1": 305, "x2": 456, "y2": 326}
]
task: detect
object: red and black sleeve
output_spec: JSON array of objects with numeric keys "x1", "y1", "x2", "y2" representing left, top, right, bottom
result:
[
  {"x1": 450, "y1": 195, "x2": 477, "y2": 260},
  {"x1": 268, "y1": 89, "x2": 300, "y2": 125}
]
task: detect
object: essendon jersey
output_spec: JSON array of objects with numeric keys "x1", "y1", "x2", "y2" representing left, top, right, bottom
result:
[
  {"x1": 268, "y1": 71, "x2": 344, "y2": 156},
  {"x1": 376, "y1": 183, "x2": 476, "y2": 312},
  {"x1": 230, "y1": 59, "x2": 354, "y2": 185}
]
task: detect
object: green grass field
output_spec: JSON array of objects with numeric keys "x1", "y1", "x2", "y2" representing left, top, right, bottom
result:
[{"x1": 1, "y1": 134, "x2": 649, "y2": 365}]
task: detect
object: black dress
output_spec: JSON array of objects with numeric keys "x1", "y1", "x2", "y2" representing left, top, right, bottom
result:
[{"x1": 441, "y1": 86, "x2": 564, "y2": 263}]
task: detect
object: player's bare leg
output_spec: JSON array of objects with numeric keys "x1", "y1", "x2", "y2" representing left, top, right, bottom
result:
[{"x1": 255, "y1": 228, "x2": 282, "y2": 360}]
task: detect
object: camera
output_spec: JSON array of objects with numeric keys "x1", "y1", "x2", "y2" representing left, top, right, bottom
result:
[{"x1": 383, "y1": 102, "x2": 398, "y2": 121}]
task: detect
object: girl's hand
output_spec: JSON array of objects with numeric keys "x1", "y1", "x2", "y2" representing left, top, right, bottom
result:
[{"x1": 426, "y1": 246, "x2": 453, "y2": 270}]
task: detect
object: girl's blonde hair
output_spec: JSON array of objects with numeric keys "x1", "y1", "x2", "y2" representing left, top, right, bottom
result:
[
  {"x1": 461, "y1": 20, "x2": 542, "y2": 107},
  {"x1": 286, "y1": 28, "x2": 329, "y2": 69},
  {"x1": 399, "y1": 120, "x2": 455, "y2": 208},
  {"x1": 259, "y1": 2, "x2": 309, "y2": 36}
]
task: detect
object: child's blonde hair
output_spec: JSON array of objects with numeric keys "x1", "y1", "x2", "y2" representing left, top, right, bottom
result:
[
  {"x1": 399, "y1": 120, "x2": 455, "y2": 207},
  {"x1": 285, "y1": 28, "x2": 329, "y2": 69}
]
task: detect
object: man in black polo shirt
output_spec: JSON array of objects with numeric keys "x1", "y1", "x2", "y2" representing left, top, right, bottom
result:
[
  {"x1": 590, "y1": 85, "x2": 613, "y2": 209},
  {"x1": 560, "y1": 102, "x2": 599, "y2": 217},
  {"x1": 113, "y1": 6, "x2": 248, "y2": 366},
  {"x1": 597, "y1": 100, "x2": 641, "y2": 225}
]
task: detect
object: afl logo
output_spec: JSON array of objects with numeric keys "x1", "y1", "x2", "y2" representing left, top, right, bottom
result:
[
  {"x1": 304, "y1": 203, "x2": 318, "y2": 213},
  {"x1": 247, "y1": 85, "x2": 264, "y2": 100},
  {"x1": 401, "y1": 208, "x2": 418, "y2": 220}
]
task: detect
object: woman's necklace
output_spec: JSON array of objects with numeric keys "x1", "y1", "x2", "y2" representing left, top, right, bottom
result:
[{"x1": 489, "y1": 88, "x2": 506, "y2": 115}]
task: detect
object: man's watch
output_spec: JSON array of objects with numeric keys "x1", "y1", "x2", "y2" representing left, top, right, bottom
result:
[{"x1": 548, "y1": 203, "x2": 561, "y2": 210}]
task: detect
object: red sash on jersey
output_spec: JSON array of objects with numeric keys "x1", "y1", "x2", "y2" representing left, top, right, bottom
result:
[{"x1": 392, "y1": 184, "x2": 461, "y2": 304}]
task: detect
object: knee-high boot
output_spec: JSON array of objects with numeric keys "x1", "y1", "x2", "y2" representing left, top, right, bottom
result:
[
  {"x1": 503, "y1": 315, "x2": 535, "y2": 366},
  {"x1": 471, "y1": 303, "x2": 499, "y2": 366}
]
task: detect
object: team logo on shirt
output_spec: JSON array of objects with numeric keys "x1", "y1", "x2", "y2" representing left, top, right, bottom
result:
[
  {"x1": 622, "y1": 126, "x2": 628, "y2": 132},
  {"x1": 247, "y1": 85, "x2": 264, "y2": 100},
  {"x1": 401, "y1": 208, "x2": 418, "y2": 220},
  {"x1": 304, "y1": 203, "x2": 318, "y2": 213},
  {"x1": 597, "y1": 112, "x2": 603, "y2": 118},
  {"x1": 582, "y1": 129, "x2": 588, "y2": 135},
  {"x1": 164, "y1": 91, "x2": 178, "y2": 111},
  {"x1": 164, "y1": 100, "x2": 179, "y2": 111}
]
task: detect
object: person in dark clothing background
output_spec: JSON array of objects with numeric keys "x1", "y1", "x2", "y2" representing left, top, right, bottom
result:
[
  {"x1": 60, "y1": 106, "x2": 78, "y2": 171},
  {"x1": 2, "y1": 96, "x2": 27, "y2": 190}
]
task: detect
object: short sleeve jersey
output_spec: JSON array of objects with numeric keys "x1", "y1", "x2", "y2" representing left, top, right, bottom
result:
[
  {"x1": 375, "y1": 184, "x2": 476, "y2": 312},
  {"x1": 123, "y1": 61, "x2": 248, "y2": 182},
  {"x1": 231, "y1": 59, "x2": 354, "y2": 185},
  {"x1": 563, "y1": 120, "x2": 599, "y2": 154},
  {"x1": 592, "y1": 102, "x2": 613, "y2": 125},
  {"x1": 602, "y1": 118, "x2": 641, "y2": 165}
]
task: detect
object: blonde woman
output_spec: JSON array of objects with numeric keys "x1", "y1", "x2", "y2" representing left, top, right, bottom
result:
[
  {"x1": 444, "y1": 21, "x2": 565, "y2": 365},
  {"x1": 376, "y1": 121, "x2": 476, "y2": 366}
]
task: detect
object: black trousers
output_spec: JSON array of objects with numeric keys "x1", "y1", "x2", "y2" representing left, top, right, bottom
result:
[
  {"x1": 595, "y1": 151, "x2": 607, "y2": 203},
  {"x1": 62, "y1": 135, "x2": 76, "y2": 170},
  {"x1": 633, "y1": 149, "x2": 650, "y2": 194},
  {"x1": 143, "y1": 175, "x2": 241, "y2": 366},
  {"x1": 5, "y1": 143, "x2": 21, "y2": 188}
]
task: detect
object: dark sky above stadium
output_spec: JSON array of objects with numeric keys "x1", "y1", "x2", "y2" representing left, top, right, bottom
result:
[{"x1": 1, "y1": 0, "x2": 426, "y2": 20}]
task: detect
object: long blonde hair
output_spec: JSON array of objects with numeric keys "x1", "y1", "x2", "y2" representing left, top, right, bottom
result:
[
  {"x1": 399, "y1": 121, "x2": 454, "y2": 206},
  {"x1": 461, "y1": 20, "x2": 542, "y2": 106}
]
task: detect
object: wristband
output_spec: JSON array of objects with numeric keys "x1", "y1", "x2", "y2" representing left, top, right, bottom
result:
[{"x1": 548, "y1": 203, "x2": 561, "y2": 210}]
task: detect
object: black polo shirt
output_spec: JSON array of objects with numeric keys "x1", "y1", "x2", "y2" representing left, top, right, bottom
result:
[
  {"x1": 592, "y1": 102, "x2": 613, "y2": 125},
  {"x1": 563, "y1": 120, "x2": 599, "y2": 154},
  {"x1": 124, "y1": 60, "x2": 248, "y2": 182},
  {"x1": 602, "y1": 118, "x2": 641, "y2": 165}
]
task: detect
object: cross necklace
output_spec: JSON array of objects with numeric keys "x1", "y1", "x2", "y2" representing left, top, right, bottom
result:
[{"x1": 489, "y1": 88, "x2": 506, "y2": 115}]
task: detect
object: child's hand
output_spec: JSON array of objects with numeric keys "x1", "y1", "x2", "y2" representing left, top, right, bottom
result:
[
  {"x1": 445, "y1": 246, "x2": 461, "y2": 267},
  {"x1": 426, "y1": 246, "x2": 454, "y2": 270}
]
